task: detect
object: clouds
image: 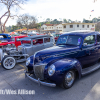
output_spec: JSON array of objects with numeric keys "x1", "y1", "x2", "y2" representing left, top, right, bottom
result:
[
  {"x1": 18, "y1": 0, "x2": 93, "y2": 20},
  {"x1": 2, "y1": 0, "x2": 100, "y2": 26}
]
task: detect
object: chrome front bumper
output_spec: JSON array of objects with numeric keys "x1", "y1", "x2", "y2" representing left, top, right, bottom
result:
[{"x1": 25, "y1": 71, "x2": 56, "y2": 87}]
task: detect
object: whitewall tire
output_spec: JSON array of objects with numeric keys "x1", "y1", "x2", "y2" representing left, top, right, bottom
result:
[{"x1": 1, "y1": 56, "x2": 16, "y2": 70}]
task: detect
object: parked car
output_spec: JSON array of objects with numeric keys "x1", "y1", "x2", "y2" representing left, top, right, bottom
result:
[
  {"x1": 0, "y1": 33, "x2": 11, "y2": 40},
  {"x1": 25, "y1": 30, "x2": 100, "y2": 89},
  {"x1": 0, "y1": 35, "x2": 54, "y2": 70},
  {"x1": 0, "y1": 35, "x2": 27, "y2": 52},
  {"x1": 53, "y1": 33, "x2": 62, "y2": 42},
  {"x1": 0, "y1": 33, "x2": 13, "y2": 48},
  {"x1": 9, "y1": 32, "x2": 20, "y2": 36},
  {"x1": 0, "y1": 34, "x2": 27, "y2": 47}
]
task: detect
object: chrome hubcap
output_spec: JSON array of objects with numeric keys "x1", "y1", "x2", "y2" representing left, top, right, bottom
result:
[
  {"x1": 4, "y1": 57, "x2": 15, "y2": 69},
  {"x1": 65, "y1": 71, "x2": 74, "y2": 86}
]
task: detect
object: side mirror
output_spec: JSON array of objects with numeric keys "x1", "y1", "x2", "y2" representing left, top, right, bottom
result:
[{"x1": 83, "y1": 43, "x2": 87, "y2": 46}]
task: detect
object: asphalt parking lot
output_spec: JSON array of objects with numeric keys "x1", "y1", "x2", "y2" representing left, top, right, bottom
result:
[{"x1": 0, "y1": 63, "x2": 100, "y2": 100}]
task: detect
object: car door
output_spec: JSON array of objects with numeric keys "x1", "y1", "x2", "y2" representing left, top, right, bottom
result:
[
  {"x1": 32, "y1": 38, "x2": 45, "y2": 54},
  {"x1": 96, "y1": 34, "x2": 100, "y2": 60},
  {"x1": 77, "y1": 35, "x2": 98, "y2": 68},
  {"x1": 43, "y1": 37, "x2": 54, "y2": 48}
]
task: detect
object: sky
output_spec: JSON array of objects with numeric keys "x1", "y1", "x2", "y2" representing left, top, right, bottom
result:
[{"x1": 0, "y1": 0, "x2": 100, "y2": 26}]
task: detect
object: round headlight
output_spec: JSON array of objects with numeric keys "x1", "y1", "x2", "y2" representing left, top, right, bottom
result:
[
  {"x1": 48, "y1": 64, "x2": 55, "y2": 76},
  {"x1": 26, "y1": 57, "x2": 30, "y2": 66}
]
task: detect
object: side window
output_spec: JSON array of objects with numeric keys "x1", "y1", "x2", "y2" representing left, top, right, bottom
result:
[
  {"x1": 97, "y1": 35, "x2": 100, "y2": 43},
  {"x1": 84, "y1": 35, "x2": 95, "y2": 45},
  {"x1": 3, "y1": 35, "x2": 7, "y2": 39},
  {"x1": 44, "y1": 38, "x2": 50, "y2": 43},
  {"x1": 33, "y1": 39, "x2": 43, "y2": 45},
  {"x1": 0, "y1": 36, "x2": 4, "y2": 39}
]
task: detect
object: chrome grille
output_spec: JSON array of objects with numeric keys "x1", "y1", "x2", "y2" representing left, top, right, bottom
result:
[{"x1": 34, "y1": 63, "x2": 47, "y2": 80}]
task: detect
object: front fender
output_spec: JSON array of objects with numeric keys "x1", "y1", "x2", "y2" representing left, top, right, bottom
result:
[{"x1": 45, "y1": 58, "x2": 82, "y2": 85}]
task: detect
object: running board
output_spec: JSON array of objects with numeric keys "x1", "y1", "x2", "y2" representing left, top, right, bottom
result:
[{"x1": 82, "y1": 62, "x2": 100, "y2": 76}]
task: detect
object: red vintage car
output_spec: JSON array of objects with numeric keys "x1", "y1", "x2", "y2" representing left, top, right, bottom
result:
[{"x1": 0, "y1": 35, "x2": 27, "y2": 47}]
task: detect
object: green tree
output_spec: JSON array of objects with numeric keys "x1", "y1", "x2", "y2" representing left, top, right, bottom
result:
[
  {"x1": 63, "y1": 19, "x2": 67, "y2": 23},
  {"x1": 46, "y1": 18, "x2": 50, "y2": 22}
]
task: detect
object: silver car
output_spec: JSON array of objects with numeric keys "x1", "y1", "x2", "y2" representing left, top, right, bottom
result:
[{"x1": 1, "y1": 35, "x2": 54, "y2": 69}]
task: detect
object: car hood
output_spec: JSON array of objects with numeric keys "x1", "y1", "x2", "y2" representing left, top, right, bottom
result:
[{"x1": 35, "y1": 45, "x2": 80, "y2": 57}]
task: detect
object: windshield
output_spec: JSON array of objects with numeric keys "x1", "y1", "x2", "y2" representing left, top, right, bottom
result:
[
  {"x1": 57, "y1": 35, "x2": 82, "y2": 46},
  {"x1": 21, "y1": 40, "x2": 31, "y2": 46}
]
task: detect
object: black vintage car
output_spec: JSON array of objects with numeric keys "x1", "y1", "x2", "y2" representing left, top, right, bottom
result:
[{"x1": 25, "y1": 30, "x2": 100, "y2": 89}]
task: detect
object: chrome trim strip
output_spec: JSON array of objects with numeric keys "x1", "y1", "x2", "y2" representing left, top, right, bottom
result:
[
  {"x1": 34, "y1": 63, "x2": 47, "y2": 67},
  {"x1": 82, "y1": 45, "x2": 100, "y2": 50},
  {"x1": 25, "y1": 72, "x2": 56, "y2": 87}
]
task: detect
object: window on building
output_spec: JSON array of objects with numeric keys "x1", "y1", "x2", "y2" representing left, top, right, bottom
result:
[
  {"x1": 45, "y1": 27, "x2": 47, "y2": 29},
  {"x1": 82, "y1": 25, "x2": 84, "y2": 28},
  {"x1": 70, "y1": 25, "x2": 73, "y2": 28},
  {"x1": 77, "y1": 25, "x2": 79, "y2": 27},
  {"x1": 42, "y1": 28, "x2": 44, "y2": 30},
  {"x1": 87, "y1": 25, "x2": 89, "y2": 28},
  {"x1": 92, "y1": 25, "x2": 94, "y2": 27},
  {"x1": 64, "y1": 25, "x2": 66, "y2": 28}
]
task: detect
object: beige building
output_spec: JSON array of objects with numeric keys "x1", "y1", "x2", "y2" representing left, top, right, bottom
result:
[
  {"x1": 41, "y1": 23, "x2": 95, "y2": 33},
  {"x1": 41, "y1": 24, "x2": 63, "y2": 33},
  {"x1": 62, "y1": 23, "x2": 95, "y2": 32}
]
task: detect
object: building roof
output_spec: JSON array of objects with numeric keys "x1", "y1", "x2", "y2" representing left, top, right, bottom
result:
[
  {"x1": 43, "y1": 24, "x2": 61, "y2": 26},
  {"x1": 28, "y1": 28, "x2": 38, "y2": 31},
  {"x1": 62, "y1": 23, "x2": 96, "y2": 25},
  {"x1": 15, "y1": 29, "x2": 25, "y2": 32},
  {"x1": 44, "y1": 24, "x2": 54, "y2": 26}
]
